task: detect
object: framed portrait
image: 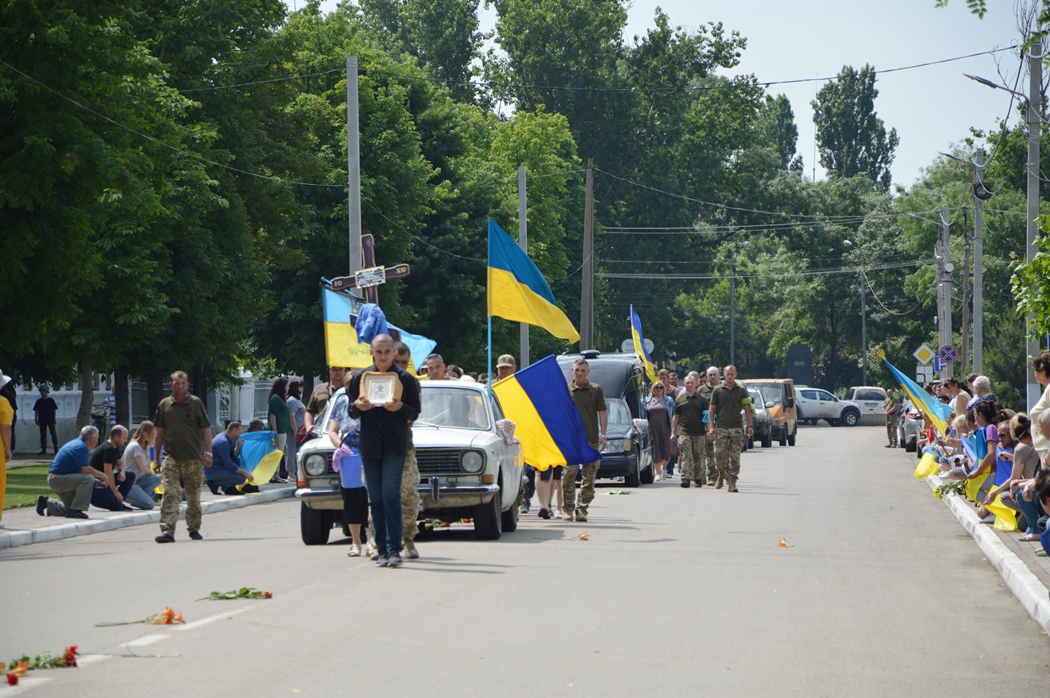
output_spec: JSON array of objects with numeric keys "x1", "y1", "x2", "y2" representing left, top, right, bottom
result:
[{"x1": 361, "y1": 371, "x2": 402, "y2": 405}]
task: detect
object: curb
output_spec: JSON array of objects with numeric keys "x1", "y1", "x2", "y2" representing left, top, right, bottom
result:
[
  {"x1": 925, "y1": 474, "x2": 1050, "y2": 632},
  {"x1": 0, "y1": 487, "x2": 296, "y2": 551}
]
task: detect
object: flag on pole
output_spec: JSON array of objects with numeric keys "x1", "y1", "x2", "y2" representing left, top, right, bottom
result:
[
  {"x1": 492, "y1": 355, "x2": 601, "y2": 469},
  {"x1": 323, "y1": 289, "x2": 437, "y2": 370},
  {"x1": 882, "y1": 355, "x2": 953, "y2": 438},
  {"x1": 487, "y1": 218, "x2": 580, "y2": 343},
  {"x1": 629, "y1": 305, "x2": 658, "y2": 382}
]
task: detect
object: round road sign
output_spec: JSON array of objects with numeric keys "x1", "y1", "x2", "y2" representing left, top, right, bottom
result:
[{"x1": 938, "y1": 344, "x2": 958, "y2": 364}]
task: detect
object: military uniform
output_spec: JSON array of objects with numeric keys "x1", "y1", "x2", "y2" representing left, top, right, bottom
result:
[
  {"x1": 401, "y1": 373, "x2": 422, "y2": 557},
  {"x1": 884, "y1": 394, "x2": 900, "y2": 447},
  {"x1": 710, "y1": 383, "x2": 751, "y2": 492},
  {"x1": 674, "y1": 390, "x2": 709, "y2": 486},
  {"x1": 154, "y1": 394, "x2": 211, "y2": 537},
  {"x1": 563, "y1": 380, "x2": 606, "y2": 521},
  {"x1": 697, "y1": 382, "x2": 718, "y2": 484}
]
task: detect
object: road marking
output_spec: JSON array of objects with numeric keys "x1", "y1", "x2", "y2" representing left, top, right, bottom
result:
[
  {"x1": 76, "y1": 654, "x2": 111, "y2": 668},
  {"x1": 123, "y1": 634, "x2": 170, "y2": 648},
  {"x1": 177, "y1": 604, "x2": 260, "y2": 631}
]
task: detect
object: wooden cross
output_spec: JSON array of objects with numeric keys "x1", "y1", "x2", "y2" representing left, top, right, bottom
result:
[{"x1": 330, "y1": 234, "x2": 411, "y2": 305}]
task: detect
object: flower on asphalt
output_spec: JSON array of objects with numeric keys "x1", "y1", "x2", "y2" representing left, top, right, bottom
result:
[
  {"x1": 6, "y1": 673, "x2": 17, "y2": 686},
  {"x1": 10, "y1": 661, "x2": 27, "y2": 676},
  {"x1": 62, "y1": 646, "x2": 77, "y2": 668},
  {"x1": 575, "y1": 532, "x2": 589, "y2": 541}
]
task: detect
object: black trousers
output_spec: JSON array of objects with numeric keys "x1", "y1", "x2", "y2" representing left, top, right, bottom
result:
[{"x1": 39, "y1": 422, "x2": 58, "y2": 450}]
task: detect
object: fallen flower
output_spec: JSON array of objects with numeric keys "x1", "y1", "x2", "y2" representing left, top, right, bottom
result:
[
  {"x1": 607, "y1": 490, "x2": 631, "y2": 495},
  {"x1": 777, "y1": 538, "x2": 795, "y2": 548},
  {"x1": 7, "y1": 673, "x2": 17, "y2": 686},
  {"x1": 575, "y1": 532, "x2": 589, "y2": 541},
  {"x1": 199, "y1": 588, "x2": 273, "y2": 601},
  {"x1": 97, "y1": 607, "x2": 186, "y2": 627},
  {"x1": 62, "y1": 647, "x2": 77, "y2": 668}
]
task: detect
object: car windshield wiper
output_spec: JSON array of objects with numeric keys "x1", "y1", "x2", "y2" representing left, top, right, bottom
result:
[{"x1": 414, "y1": 420, "x2": 440, "y2": 427}]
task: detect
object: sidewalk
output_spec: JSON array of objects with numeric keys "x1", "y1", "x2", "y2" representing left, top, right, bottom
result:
[
  {"x1": 0, "y1": 483, "x2": 296, "y2": 550},
  {"x1": 924, "y1": 472, "x2": 1050, "y2": 631}
]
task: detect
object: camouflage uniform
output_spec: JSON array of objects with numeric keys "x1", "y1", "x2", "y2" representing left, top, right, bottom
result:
[
  {"x1": 677, "y1": 434, "x2": 707, "y2": 482},
  {"x1": 697, "y1": 383, "x2": 718, "y2": 484},
  {"x1": 402, "y1": 443, "x2": 420, "y2": 542},
  {"x1": 563, "y1": 462, "x2": 600, "y2": 520},
  {"x1": 884, "y1": 395, "x2": 899, "y2": 447},
  {"x1": 159, "y1": 456, "x2": 203, "y2": 536},
  {"x1": 714, "y1": 429, "x2": 746, "y2": 487}
]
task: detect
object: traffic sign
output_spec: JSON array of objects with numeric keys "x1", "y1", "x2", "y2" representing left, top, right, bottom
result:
[
  {"x1": 916, "y1": 365, "x2": 933, "y2": 383},
  {"x1": 933, "y1": 356, "x2": 944, "y2": 372},
  {"x1": 938, "y1": 344, "x2": 958, "y2": 364},
  {"x1": 620, "y1": 338, "x2": 654, "y2": 354},
  {"x1": 913, "y1": 343, "x2": 935, "y2": 365}
]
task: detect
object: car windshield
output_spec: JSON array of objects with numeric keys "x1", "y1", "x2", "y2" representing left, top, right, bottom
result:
[
  {"x1": 748, "y1": 388, "x2": 765, "y2": 406},
  {"x1": 750, "y1": 384, "x2": 783, "y2": 404},
  {"x1": 419, "y1": 387, "x2": 489, "y2": 430},
  {"x1": 605, "y1": 399, "x2": 632, "y2": 427}
]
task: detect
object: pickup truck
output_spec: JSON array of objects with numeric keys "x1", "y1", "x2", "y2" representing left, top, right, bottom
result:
[{"x1": 794, "y1": 388, "x2": 862, "y2": 427}]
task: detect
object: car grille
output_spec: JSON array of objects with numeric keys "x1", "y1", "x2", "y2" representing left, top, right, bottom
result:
[{"x1": 416, "y1": 448, "x2": 463, "y2": 475}]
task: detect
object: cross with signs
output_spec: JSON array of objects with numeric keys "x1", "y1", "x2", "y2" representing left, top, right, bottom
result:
[{"x1": 329, "y1": 234, "x2": 411, "y2": 305}]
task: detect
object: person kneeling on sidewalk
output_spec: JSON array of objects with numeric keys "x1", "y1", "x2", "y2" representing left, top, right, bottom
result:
[
  {"x1": 37, "y1": 426, "x2": 108, "y2": 519},
  {"x1": 89, "y1": 425, "x2": 137, "y2": 511},
  {"x1": 206, "y1": 421, "x2": 258, "y2": 495}
]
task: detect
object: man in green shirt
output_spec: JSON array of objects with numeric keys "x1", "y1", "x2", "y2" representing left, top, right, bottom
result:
[
  {"x1": 563, "y1": 359, "x2": 607, "y2": 522},
  {"x1": 698, "y1": 366, "x2": 721, "y2": 485},
  {"x1": 672, "y1": 373, "x2": 710, "y2": 488},
  {"x1": 707, "y1": 365, "x2": 753, "y2": 492},
  {"x1": 883, "y1": 388, "x2": 900, "y2": 448},
  {"x1": 154, "y1": 371, "x2": 214, "y2": 543}
]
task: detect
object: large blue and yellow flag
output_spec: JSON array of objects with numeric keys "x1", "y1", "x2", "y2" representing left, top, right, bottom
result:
[
  {"x1": 323, "y1": 289, "x2": 437, "y2": 370},
  {"x1": 492, "y1": 355, "x2": 601, "y2": 469},
  {"x1": 630, "y1": 305, "x2": 658, "y2": 382},
  {"x1": 487, "y1": 218, "x2": 580, "y2": 343},
  {"x1": 883, "y1": 357, "x2": 953, "y2": 438},
  {"x1": 235, "y1": 431, "x2": 284, "y2": 492}
]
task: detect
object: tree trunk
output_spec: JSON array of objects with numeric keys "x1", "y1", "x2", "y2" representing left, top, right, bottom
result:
[
  {"x1": 146, "y1": 371, "x2": 166, "y2": 423},
  {"x1": 192, "y1": 363, "x2": 208, "y2": 404},
  {"x1": 303, "y1": 375, "x2": 315, "y2": 402},
  {"x1": 115, "y1": 366, "x2": 130, "y2": 428},
  {"x1": 827, "y1": 297, "x2": 839, "y2": 392},
  {"x1": 76, "y1": 358, "x2": 94, "y2": 430}
]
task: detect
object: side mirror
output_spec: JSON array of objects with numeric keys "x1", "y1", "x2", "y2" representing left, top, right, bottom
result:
[
  {"x1": 765, "y1": 401, "x2": 775, "y2": 409},
  {"x1": 786, "y1": 397, "x2": 795, "y2": 408},
  {"x1": 833, "y1": 397, "x2": 839, "y2": 402}
]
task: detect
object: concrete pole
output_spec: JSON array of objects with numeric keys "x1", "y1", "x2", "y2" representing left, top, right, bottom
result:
[
  {"x1": 1026, "y1": 43, "x2": 1043, "y2": 411},
  {"x1": 347, "y1": 56, "x2": 362, "y2": 288},
  {"x1": 973, "y1": 148, "x2": 985, "y2": 374},
  {"x1": 729, "y1": 250, "x2": 736, "y2": 366},
  {"x1": 941, "y1": 205, "x2": 953, "y2": 379},
  {"x1": 581, "y1": 160, "x2": 595, "y2": 350},
  {"x1": 859, "y1": 249, "x2": 868, "y2": 385},
  {"x1": 518, "y1": 167, "x2": 530, "y2": 368},
  {"x1": 960, "y1": 206, "x2": 970, "y2": 375}
]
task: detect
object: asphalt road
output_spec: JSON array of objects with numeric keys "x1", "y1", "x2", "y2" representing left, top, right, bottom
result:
[{"x1": 3, "y1": 425, "x2": 1050, "y2": 696}]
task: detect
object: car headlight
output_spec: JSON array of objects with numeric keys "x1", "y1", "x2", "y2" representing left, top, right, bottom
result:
[
  {"x1": 304, "y1": 454, "x2": 328, "y2": 477},
  {"x1": 461, "y1": 451, "x2": 484, "y2": 473}
]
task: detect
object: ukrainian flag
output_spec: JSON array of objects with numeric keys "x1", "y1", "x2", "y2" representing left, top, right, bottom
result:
[
  {"x1": 488, "y1": 218, "x2": 580, "y2": 343},
  {"x1": 323, "y1": 289, "x2": 437, "y2": 370},
  {"x1": 883, "y1": 357, "x2": 953, "y2": 437},
  {"x1": 492, "y1": 355, "x2": 601, "y2": 469},
  {"x1": 630, "y1": 305, "x2": 658, "y2": 382}
]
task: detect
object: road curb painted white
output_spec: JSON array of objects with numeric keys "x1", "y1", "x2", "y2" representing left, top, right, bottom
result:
[
  {"x1": 0, "y1": 487, "x2": 295, "y2": 551},
  {"x1": 925, "y1": 475, "x2": 1050, "y2": 632}
]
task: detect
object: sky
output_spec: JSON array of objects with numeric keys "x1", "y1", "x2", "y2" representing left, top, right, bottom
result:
[{"x1": 291, "y1": 0, "x2": 1026, "y2": 189}]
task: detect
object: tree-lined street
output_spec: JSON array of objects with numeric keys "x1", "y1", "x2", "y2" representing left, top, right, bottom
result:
[{"x1": 4, "y1": 427, "x2": 1049, "y2": 695}]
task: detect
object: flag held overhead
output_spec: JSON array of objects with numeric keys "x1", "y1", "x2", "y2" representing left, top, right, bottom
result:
[{"x1": 487, "y1": 218, "x2": 580, "y2": 343}]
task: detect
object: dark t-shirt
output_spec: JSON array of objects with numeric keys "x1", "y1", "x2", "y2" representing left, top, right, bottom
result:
[
  {"x1": 154, "y1": 394, "x2": 211, "y2": 461},
  {"x1": 34, "y1": 397, "x2": 58, "y2": 424},
  {"x1": 90, "y1": 441, "x2": 121, "y2": 474},
  {"x1": 306, "y1": 382, "x2": 334, "y2": 417},
  {"x1": 568, "y1": 381, "x2": 607, "y2": 448},
  {"x1": 674, "y1": 392, "x2": 709, "y2": 436},
  {"x1": 710, "y1": 383, "x2": 751, "y2": 430},
  {"x1": 348, "y1": 365, "x2": 421, "y2": 460}
]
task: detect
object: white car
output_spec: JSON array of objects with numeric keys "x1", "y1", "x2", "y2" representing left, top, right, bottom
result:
[
  {"x1": 844, "y1": 386, "x2": 888, "y2": 420},
  {"x1": 795, "y1": 388, "x2": 862, "y2": 427},
  {"x1": 296, "y1": 381, "x2": 525, "y2": 544}
]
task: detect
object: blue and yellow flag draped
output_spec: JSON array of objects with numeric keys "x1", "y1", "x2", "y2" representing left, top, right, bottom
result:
[
  {"x1": 492, "y1": 355, "x2": 601, "y2": 469},
  {"x1": 883, "y1": 357, "x2": 953, "y2": 438},
  {"x1": 235, "y1": 431, "x2": 284, "y2": 492},
  {"x1": 323, "y1": 289, "x2": 436, "y2": 370},
  {"x1": 487, "y1": 218, "x2": 580, "y2": 343},
  {"x1": 629, "y1": 305, "x2": 658, "y2": 382}
]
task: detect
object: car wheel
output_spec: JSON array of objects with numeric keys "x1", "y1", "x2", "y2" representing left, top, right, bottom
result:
[
  {"x1": 300, "y1": 503, "x2": 331, "y2": 546},
  {"x1": 787, "y1": 426, "x2": 796, "y2": 446},
  {"x1": 778, "y1": 428, "x2": 787, "y2": 446},
  {"x1": 624, "y1": 456, "x2": 641, "y2": 487},
  {"x1": 747, "y1": 436, "x2": 755, "y2": 449},
  {"x1": 841, "y1": 409, "x2": 860, "y2": 427},
  {"x1": 640, "y1": 459, "x2": 655, "y2": 485},
  {"x1": 501, "y1": 479, "x2": 520, "y2": 533},
  {"x1": 473, "y1": 490, "x2": 503, "y2": 540},
  {"x1": 905, "y1": 438, "x2": 917, "y2": 453},
  {"x1": 762, "y1": 431, "x2": 772, "y2": 448}
]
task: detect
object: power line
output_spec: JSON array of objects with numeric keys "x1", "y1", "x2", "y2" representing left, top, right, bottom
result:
[
  {"x1": 0, "y1": 60, "x2": 347, "y2": 189},
  {"x1": 178, "y1": 68, "x2": 343, "y2": 93}
]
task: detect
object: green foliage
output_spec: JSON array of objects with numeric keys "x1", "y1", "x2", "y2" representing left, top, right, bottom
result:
[{"x1": 934, "y1": 0, "x2": 989, "y2": 19}]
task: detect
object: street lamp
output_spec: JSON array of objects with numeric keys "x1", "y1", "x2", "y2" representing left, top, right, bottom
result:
[
  {"x1": 729, "y1": 240, "x2": 749, "y2": 365},
  {"x1": 844, "y1": 240, "x2": 867, "y2": 385}
]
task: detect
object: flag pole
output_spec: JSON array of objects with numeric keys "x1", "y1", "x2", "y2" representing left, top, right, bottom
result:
[{"x1": 487, "y1": 223, "x2": 493, "y2": 396}]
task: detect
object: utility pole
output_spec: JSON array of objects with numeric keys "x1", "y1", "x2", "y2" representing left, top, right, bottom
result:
[
  {"x1": 347, "y1": 56, "x2": 362, "y2": 287},
  {"x1": 581, "y1": 159, "x2": 595, "y2": 350},
  {"x1": 1026, "y1": 42, "x2": 1043, "y2": 411},
  {"x1": 843, "y1": 240, "x2": 867, "y2": 384},
  {"x1": 729, "y1": 240, "x2": 749, "y2": 366},
  {"x1": 961, "y1": 206, "x2": 970, "y2": 375},
  {"x1": 518, "y1": 167, "x2": 530, "y2": 367},
  {"x1": 937, "y1": 205, "x2": 953, "y2": 379},
  {"x1": 973, "y1": 148, "x2": 985, "y2": 374}
]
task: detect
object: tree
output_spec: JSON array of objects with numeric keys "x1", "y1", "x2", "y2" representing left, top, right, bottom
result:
[
  {"x1": 758, "y1": 94, "x2": 802, "y2": 172},
  {"x1": 812, "y1": 65, "x2": 899, "y2": 190}
]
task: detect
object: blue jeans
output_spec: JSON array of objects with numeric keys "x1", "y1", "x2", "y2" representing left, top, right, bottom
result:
[
  {"x1": 1008, "y1": 490, "x2": 1045, "y2": 535},
  {"x1": 362, "y1": 449, "x2": 406, "y2": 556},
  {"x1": 666, "y1": 454, "x2": 677, "y2": 476},
  {"x1": 91, "y1": 470, "x2": 137, "y2": 511},
  {"x1": 125, "y1": 472, "x2": 161, "y2": 510}
]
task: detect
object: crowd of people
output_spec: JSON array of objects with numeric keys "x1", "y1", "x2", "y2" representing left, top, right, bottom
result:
[{"x1": 899, "y1": 355, "x2": 1050, "y2": 551}]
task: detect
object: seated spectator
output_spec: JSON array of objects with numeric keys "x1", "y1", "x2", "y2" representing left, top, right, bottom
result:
[
  {"x1": 206, "y1": 421, "x2": 258, "y2": 495},
  {"x1": 123, "y1": 420, "x2": 161, "y2": 510},
  {"x1": 88, "y1": 425, "x2": 136, "y2": 511},
  {"x1": 967, "y1": 400, "x2": 1000, "y2": 484},
  {"x1": 1032, "y1": 352, "x2": 1050, "y2": 459},
  {"x1": 966, "y1": 375, "x2": 996, "y2": 410},
  {"x1": 945, "y1": 377, "x2": 971, "y2": 421},
  {"x1": 994, "y1": 414, "x2": 1043, "y2": 539},
  {"x1": 36, "y1": 427, "x2": 107, "y2": 519}
]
